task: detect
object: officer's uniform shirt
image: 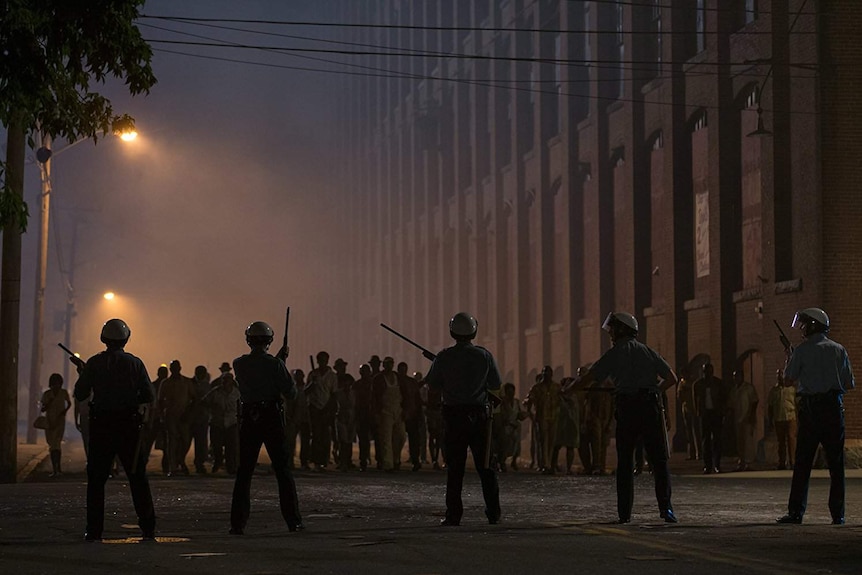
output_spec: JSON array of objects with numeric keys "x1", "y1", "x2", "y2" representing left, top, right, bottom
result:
[
  {"x1": 425, "y1": 341, "x2": 502, "y2": 406},
  {"x1": 590, "y1": 337, "x2": 673, "y2": 393},
  {"x1": 74, "y1": 348, "x2": 153, "y2": 411},
  {"x1": 784, "y1": 333, "x2": 855, "y2": 396},
  {"x1": 233, "y1": 349, "x2": 296, "y2": 403}
]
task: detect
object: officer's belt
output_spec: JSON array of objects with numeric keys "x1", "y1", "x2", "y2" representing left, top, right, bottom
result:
[
  {"x1": 798, "y1": 390, "x2": 842, "y2": 404},
  {"x1": 89, "y1": 406, "x2": 139, "y2": 419}
]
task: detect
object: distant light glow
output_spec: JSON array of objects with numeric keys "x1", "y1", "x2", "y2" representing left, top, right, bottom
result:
[
  {"x1": 119, "y1": 131, "x2": 138, "y2": 142},
  {"x1": 103, "y1": 292, "x2": 115, "y2": 301}
]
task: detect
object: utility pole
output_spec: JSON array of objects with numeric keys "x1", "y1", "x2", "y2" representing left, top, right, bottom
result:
[
  {"x1": 0, "y1": 120, "x2": 26, "y2": 483},
  {"x1": 26, "y1": 132, "x2": 52, "y2": 443},
  {"x1": 62, "y1": 221, "x2": 78, "y2": 385}
]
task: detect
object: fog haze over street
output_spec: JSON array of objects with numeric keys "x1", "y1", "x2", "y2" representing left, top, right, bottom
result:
[{"x1": 11, "y1": 1, "x2": 350, "y2": 414}]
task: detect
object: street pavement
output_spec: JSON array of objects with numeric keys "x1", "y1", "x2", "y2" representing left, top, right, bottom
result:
[{"x1": 3, "y1": 438, "x2": 862, "y2": 574}]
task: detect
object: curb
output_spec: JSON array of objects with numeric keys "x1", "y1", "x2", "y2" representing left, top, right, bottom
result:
[{"x1": 17, "y1": 446, "x2": 51, "y2": 483}]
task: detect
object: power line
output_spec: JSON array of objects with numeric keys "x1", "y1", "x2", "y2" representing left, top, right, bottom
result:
[
  {"x1": 140, "y1": 20, "x2": 739, "y2": 82},
  {"x1": 144, "y1": 38, "x2": 817, "y2": 70},
  {"x1": 139, "y1": 13, "x2": 816, "y2": 35},
  {"x1": 151, "y1": 47, "x2": 818, "y2": 117}
]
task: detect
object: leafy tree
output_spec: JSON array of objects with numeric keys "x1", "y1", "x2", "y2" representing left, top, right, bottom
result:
[
  {"x1": 1, "y1": 0, "x2": 156, "y2": 225},
  {"x1": 0, "y1": 0, "x2": 157, "y2": 482}
]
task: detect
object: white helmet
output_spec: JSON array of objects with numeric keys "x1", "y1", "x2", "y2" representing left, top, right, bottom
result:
[
  {"x1": 791, "y1": 308, "x2": 830, "y2": 334},
  {"x1": 601, "y1": 312, "x2": 638, "y2": 337},
  {"x1": 100, "y1": 318, "x2": 130, "y2": 344},
  {"x1": 449, "y1": 312, "x2": 478, "y2": 339},
  {"x1": 245, "y1": 321, "x2": 274, "y2": 345}
]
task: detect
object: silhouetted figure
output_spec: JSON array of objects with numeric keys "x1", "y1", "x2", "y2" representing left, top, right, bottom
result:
[
  {"x1": 426, "y1": 312, "x2": 502, "y2": 526},
  {"x1": 73, "y1": 318, "x2": 155, "y2": 541},
  {"x1": 230, "y1": 321, "x2": 302, "y2": 535}
]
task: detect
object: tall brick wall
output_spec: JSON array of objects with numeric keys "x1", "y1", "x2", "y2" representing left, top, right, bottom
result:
[
  {"x1": 820, "y1": 1, "x2": 862, "y2": 438},
  {"x1": 337, "y1": 0, "x2": 862, "y2": 439}
]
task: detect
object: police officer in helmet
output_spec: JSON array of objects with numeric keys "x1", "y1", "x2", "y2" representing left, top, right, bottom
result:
[
  {"x1": 777, "y1": 308, "x2": 855, "y2": 525},
  {"x1": 230, "y1": 321, "x2": 303, "y2": 534},
  {"x1": 565, "y1": 312, "x2": 679, "y2": 524},
  {"x1": 425, "y1": 312, "x2": 502, "y2": 526},
  {"x1": 73, "y1": 318, "x2": 156, "y2": 541}
]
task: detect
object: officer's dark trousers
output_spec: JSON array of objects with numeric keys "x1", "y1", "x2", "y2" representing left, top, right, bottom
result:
[
  {"x1": 442, "y1": 405, "x2": 500, "y2": 523},
  {"x1": 231, "y1": 405, "x2": 301, "y2": 531},
  {"x1": 86, "y1": 412, "x2": 155, "y2": 538},
  {"x1": 700, "y1": 410, "x2": 723, "y2": 471},
  {"x1": 787, "y1": 393, "x2": 845, "y2": 521},
  {"x1": 615, "y1": 392, "x2": 672, "y2": 521}
]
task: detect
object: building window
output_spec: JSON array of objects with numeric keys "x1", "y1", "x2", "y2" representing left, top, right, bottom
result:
[
  {"x1": 741, "y1": 87, "x2": 763, "y2": 290},
  {"x1": 584, "y1": 1, "x2": 591, "y2": 64},
  {"x1": 615, "y1": 1, "x2": 625, "y2": 99},
  {"x1": 496, "y1": 35, "x2": 512, "y2": 167},
  {"x1": 652, "y1": 0, "x2": 662, "y2": 71},
  {"x1": 745, "y1": 0, "x2": 758, "y2": 25},
  {"x1": 542, "y1": 27, "x2": 562, "y2": 138},
  {"x1": 692, "y1": 112, "x2": 709, "y2": 280},
  {"x1": 555, "y1": 32, "x2": 563, "y2": 135},
  {"x1": 696, "y1": 0, "x2": 706, "y2": 53},
  {"x1": 458, "y1": 1, "x2": 470, "y2": 44}
]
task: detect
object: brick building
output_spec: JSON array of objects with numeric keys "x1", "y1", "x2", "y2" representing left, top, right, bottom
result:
[{"x1": 334, "y1": 1, "x2": 862, "y2": 447}]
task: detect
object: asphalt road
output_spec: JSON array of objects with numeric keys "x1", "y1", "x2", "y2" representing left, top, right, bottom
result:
[{"x1": 2, "y1": 444, "x2": 861, "y2": 575}]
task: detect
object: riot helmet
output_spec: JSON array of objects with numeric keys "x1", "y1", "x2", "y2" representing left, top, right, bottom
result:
[
  {"x1": 245, "y1": 321, "x2": 274, "y2": 347},
  {"x1": 449, "y1": 312, "x2": 478, "y2": 340},
  {"x1": 100, "y1": 318, "x2": 131, "y2": 346},
  {"x1": 601, "y1": 312, "x2": 639, "y2": 339},
  {"x1": 791, "y1": 308, "x2": 830, "y2": 337}
]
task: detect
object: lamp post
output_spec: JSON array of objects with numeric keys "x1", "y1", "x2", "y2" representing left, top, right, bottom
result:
[{"x1": 26, "y1": 126, "x2": 136, "y2": 443}]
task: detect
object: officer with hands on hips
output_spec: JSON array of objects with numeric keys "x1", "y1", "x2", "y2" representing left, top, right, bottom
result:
[
  {"x1": 564, "y1": 312, "x2": 679, "y2": 524},
  {"x1": 425, "y1": 312, "x2": 502, "y2": 526},
  {"x1": 230, "y1": 320, "x2": 303, "y2": 535},
  {"x1": 777, "y1": 307, "x2": 855, "y2": 525},
  {"x1": 72, "y1": 318, "x2": 156, "y2": 542}
]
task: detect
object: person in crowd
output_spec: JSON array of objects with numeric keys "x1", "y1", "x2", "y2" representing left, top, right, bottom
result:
[
  {"x1": 40, "y1": 373, "x2": 71, "y2": 476},
  {"x1": 768, "y1": 369, "x2": 797, "y2": 470}
]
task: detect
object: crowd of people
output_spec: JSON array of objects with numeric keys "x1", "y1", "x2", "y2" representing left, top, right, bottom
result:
[
  {"x1": 37, "y1": 305, "x2": 852, "y2": 540},
  {"x1": 57, "y1": 348, "x2": 802, "y2": 480}
]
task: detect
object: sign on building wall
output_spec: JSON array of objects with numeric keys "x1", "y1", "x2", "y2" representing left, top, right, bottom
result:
[{"x1": 696, "y1": 191, "x2": 710, "y2": 278}]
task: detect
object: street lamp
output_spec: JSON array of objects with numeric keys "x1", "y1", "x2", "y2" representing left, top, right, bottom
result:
[
  {"x1": 103, "y1": 292, "x2": 116, "y2": 301},
  {"x1": 26, "y1": 122, "x2": 137, "y2": 443}
]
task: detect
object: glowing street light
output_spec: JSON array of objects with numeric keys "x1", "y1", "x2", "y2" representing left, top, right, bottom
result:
[
  {"x1": 103, "y1": 292, "x2": 116, "y2": 301},
  {"x1": 119, "y1": 130, "x2": 138, "y2": 142}
]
